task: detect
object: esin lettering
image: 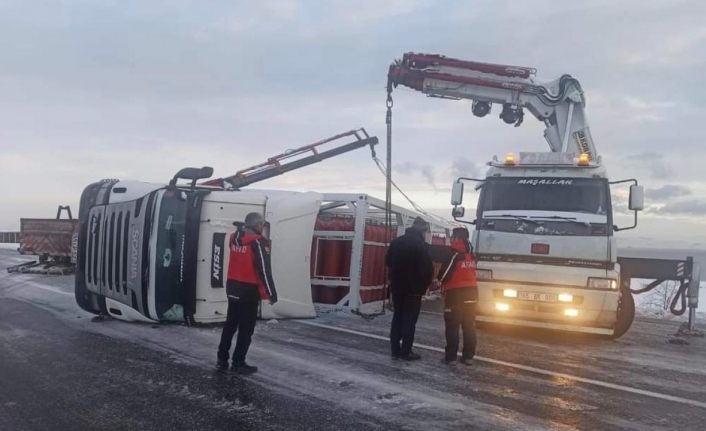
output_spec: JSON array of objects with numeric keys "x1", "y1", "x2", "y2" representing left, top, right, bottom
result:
[{"x1": 212, "y1": 244, "x2": 222, "y2": 281}]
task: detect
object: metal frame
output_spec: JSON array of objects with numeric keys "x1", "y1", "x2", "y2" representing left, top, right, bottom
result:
[
  {"x1": 311, "y1": 193, "x2": 453, "y2": 313},
  {"x1": 618, "y1": 256, "x2": 702, "y2": 331}
]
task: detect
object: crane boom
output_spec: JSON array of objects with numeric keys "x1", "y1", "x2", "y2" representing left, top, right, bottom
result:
[
  {"x1": 388, "y1": 53, "x2": 598, "y2": 160},
  {"x1": 202, "y1": 129, "x2": 378, "y2": 189}
]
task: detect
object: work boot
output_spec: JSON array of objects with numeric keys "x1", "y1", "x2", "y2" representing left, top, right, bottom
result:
[
  {"x1": 441, "y1": 357, "x2": 456, "y2": 365},
  {"x1": 216, "y1": 359, "x2": 229, "y2": 372},
  {"x1": 232, "y1": 362, "x2": 258, "y2": 375},
  {"x1": 442, "y1": 355, "x2": 457, "y2": 365},
  {"x1": 400, "y1": 351, "x2": 421, "y2": 361},
  {"x1": 458, "y1": 357, "x2": 473, "y2": 366}
]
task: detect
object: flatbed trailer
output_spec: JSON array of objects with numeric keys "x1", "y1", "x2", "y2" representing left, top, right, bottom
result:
[{"x1": 7, "y1": 206, "x2": 78, "y2": 275}]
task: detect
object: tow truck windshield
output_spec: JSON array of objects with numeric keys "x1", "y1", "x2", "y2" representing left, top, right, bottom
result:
[{"x1": 478, "y1": 177, "x2": 611, "y2": 236}]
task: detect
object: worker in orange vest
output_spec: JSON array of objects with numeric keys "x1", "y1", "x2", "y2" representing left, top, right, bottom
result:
[
  {"x1": 217, "y1": 212, "x2": 278, "y2": 374},
  {"x1": 436, "y1": 227, "x2": 478, "y2": 365}
]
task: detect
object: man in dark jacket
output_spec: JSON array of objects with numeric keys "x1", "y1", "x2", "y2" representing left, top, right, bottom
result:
[
  {"x1": 217, "y1": 212, "x2": 278, "y2": 374},
  {"x1": 386, "y1": 217, "x2": 434, "y2": 360}
]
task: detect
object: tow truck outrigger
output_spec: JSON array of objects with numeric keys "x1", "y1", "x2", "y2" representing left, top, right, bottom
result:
[{"x1": 386, "y1": 53, "x2": 701, "y2": 337}]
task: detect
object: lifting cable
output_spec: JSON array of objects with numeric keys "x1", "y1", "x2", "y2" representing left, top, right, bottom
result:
[
  {"x1": 383, "y1": 83, "x2": 394, "y2": 313},
  {"x1": 368, "y1": 80, "x2": 457, "y2": 317},
  {"x1": 351, "y1": 86, "x2": 396, "y2": 319}
]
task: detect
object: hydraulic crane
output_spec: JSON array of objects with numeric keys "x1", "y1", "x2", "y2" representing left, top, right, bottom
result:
[
  {"x1": 202, "y1": 129, "x2": 377, "y2": 189},
  {"x1": 384, "y1": 52, "x2": 702, "y2": 337},
  {"x1": 387, "y1": 52, "x2": 597, "y2": 160}
]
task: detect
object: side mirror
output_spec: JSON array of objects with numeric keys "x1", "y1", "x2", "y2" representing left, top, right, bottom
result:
[
  {"x1": 629, "y1": 185, "x2": 644, "y2": 211},
  {"x1": 451, "y1": 181, "x2": 464, "y2": 205},
  {"x1": 452, "y1": 206, "x2": 465, "y2": 218},
  {"x1": 169, "y1": 166, "x2": 214, "y2": 187}
]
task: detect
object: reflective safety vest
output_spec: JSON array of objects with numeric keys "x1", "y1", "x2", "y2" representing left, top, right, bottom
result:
[
  {"x1": 227, "y1": 229, "x2": 275, "y2": 300},
  {"x1": 439, "y1": 240, "x2": 477, "y2": 292}
]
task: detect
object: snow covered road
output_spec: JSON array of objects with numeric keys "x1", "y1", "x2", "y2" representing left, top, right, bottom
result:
[{"x1": 2, "y1": 249, "x2": 706, "y2": 430}]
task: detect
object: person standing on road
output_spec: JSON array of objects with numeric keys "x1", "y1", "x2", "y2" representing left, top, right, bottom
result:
[
  {"x1": 217, "y1": 212, "x2": 278, "y2": 374},
  {"x1": 386, "y1": 217, "x2": 434, "y2": 361},
  {"x1": 437, "y1": 227, "x2": 478, "y2": 365}
]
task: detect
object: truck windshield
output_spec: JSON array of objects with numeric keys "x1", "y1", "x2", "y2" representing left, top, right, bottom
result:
[
  {"x1": 154, "y1": 189, "x2": 188, "y2": 321},
  {"x1": 478, "y1": 177, "x2": 611, "y2": 236}
]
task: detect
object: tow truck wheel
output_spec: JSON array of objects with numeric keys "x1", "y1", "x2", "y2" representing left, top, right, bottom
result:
[{"x1": 611, "y1": 290, "x2": 635, "y2": 339}]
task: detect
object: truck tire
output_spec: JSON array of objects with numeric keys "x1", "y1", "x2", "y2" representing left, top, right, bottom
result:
[{"x1": 611, "y1": 290, "x2": 635, "y2": 339}]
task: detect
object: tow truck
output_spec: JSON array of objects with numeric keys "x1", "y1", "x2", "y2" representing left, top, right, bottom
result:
[{"x1": 387, "y1": 53, "x2": 701, "y2": 337}]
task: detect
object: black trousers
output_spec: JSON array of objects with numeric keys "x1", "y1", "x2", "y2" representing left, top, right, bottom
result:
[
  {"x1": 390, "y1": 292, "x2": 423, "y2": 357},
  {"x1": 444, "y1": 288, "x2": 477, "y2": 361},
  {"x1": 217, "y1": 299, "x2": 259, "y2": 364}
]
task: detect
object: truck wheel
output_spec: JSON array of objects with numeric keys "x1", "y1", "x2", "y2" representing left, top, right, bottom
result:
[{"x1": 611, "y1": 290, "x2": 635, "y2": 339}]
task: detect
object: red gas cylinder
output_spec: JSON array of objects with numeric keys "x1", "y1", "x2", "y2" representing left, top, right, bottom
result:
[
  {"x1": 341, "y1": 239, "x2": 353, "y2": 278},
  {"x1": 372, "y1": 226, "x2": 385, "y2": 286},
  {"x1": 331, "y1": 219, "x2": 348, "y2": 277},
  {"x1": 361, "y1": 224, "x2": 375, "y2": 286},
  {"x1": 342, "y1": 218, "x2": 355, "y2": 231}
]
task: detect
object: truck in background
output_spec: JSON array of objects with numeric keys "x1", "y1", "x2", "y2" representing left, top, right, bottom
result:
[{"x1": 7, "y1": 205, "x2": 78, "y2": 275}]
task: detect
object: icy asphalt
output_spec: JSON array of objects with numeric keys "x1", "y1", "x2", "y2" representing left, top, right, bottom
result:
[{"x1": 1, "y1": 249, "x2": 706, "y2": 431}]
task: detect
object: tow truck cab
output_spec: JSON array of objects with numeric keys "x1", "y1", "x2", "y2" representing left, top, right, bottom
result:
[
  {"x1": 452, "y1": 152, "x2": 644, "y2": 337},
  {"x1": 75, "y1": 177, "x2": 321, "y2": 324}
]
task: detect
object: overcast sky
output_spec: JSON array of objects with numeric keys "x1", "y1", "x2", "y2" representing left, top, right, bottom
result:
[{"x1": 1, "y1": 0, "x2": 705, "y2": 248}]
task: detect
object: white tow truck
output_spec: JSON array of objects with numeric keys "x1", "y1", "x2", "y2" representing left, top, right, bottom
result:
[{"x1": 387, "y1": 53, "x2": 646, "y2": 337}]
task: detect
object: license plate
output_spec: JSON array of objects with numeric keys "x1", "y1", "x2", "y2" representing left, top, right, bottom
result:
[{"x1": 518, "y1": 291, "x2": 557, "y2": 302}]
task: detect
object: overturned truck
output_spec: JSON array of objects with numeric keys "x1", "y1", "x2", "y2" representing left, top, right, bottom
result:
[
  {"x1": 74, "y1": 178, "x2": 449, "y2": 324},
  {"x1": 74, "y1": 130, "x2": 452, "y2": 324}
]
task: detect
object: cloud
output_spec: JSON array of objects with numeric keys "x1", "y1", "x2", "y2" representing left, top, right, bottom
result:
[
  {"x1": 646, "y1": 184, "x2": 691, "y2": 202},
  {"x1": 653, "y1": 200, "x2": 706, "y2": 216},
  {"x1": 622, "y1": 96, "x2": 677, "y2": 122},
  {"x1": 645, "y1": 184, "x2": 691, "y2": 201},
  {"x1": 625, "y1": 152, "x2": 675, "y2": 179},
  {"x1": 1, "y1": 0, "x2": 706, "y2": 246},
  {"x1": 450, "y1": 157, "x2": 484, "y2": 180},
  {"x1": 395, "y1": 161, "x2": 437, "y2": 191}
]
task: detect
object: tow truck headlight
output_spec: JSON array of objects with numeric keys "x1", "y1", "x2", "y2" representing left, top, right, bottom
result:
[
  {"x1": 587, "y1": 277, "x2": 617, "y2": 290},
  {"x1": 503, "y1": 288, "x2": 518, "y2": 298},
  {"x1": 564, "y1": 308, "x2": 579, "y2": 317},
  {"x1": 477, "y1": 269, "x2": 493, "y2": 281},
  {"x1": 558, "y1": 293, "x2": 573, "y2": 303},
  {"x1": 496, "y1": 302, "x2": 510, "y2": 312}
]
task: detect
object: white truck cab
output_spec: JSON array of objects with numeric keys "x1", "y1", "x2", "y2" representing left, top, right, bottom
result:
[
  {"x1": 75, "y1": 174, "x2": 322, "y2": 324},
  {"x1": 452, "y1": 152, "x2": 644, "y2": 337}
]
